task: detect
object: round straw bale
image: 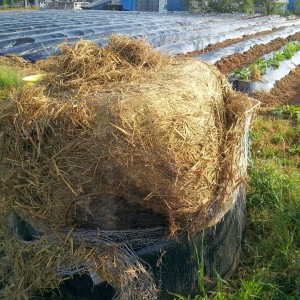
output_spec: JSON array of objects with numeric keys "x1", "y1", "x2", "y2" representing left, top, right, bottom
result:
[
  {"x1": 0, "y1": 38, "x2": 252, "y2": 299},
  {"x1": 87, "y1": 59, "x2": 227, "y2": 231},
  {"x1": 0, "y1": 53, "x2": 241, "y2": 233}
]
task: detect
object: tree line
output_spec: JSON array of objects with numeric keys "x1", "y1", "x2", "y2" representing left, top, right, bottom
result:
[
  {"x1": 0, "y1": 0, "x2": 23, "y2": 7},
  {"x1": 186, "y1": 0, "x2": 299, "y2": 14},
  {"x1": 0, "y1": 0, "x2": 36, "y2": 7}
]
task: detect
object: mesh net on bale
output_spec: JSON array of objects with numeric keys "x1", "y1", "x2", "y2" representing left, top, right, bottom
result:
[{"x1": 0, "y1": 35, "x2": 255, "y2": 299}]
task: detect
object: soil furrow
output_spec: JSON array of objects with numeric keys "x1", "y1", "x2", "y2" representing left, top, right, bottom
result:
[
  {"x1": 216, "y1": 31, "x2": 300, "y2": 74},
  {"x1": 252, "y1": 65, "x2": 300, "y2": 107},
  {"x1": 178, "y1": 26, "x2": 285, "y2": 59}
]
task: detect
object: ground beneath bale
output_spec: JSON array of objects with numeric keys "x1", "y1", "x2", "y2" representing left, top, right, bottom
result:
[
  {"x1": 251, "y1": 65, "x2": 300, "y2": 107},
  {"x1": 216, "y1": 31, "x2": 300, "y2": 74},
  {"x1": 178, "y1": 27, "x2": 285, "y2": 59}
]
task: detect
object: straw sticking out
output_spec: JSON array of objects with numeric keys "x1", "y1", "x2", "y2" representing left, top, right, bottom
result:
[{"x1": 0, "y1": 35, "x2": 254, "y2": 298}]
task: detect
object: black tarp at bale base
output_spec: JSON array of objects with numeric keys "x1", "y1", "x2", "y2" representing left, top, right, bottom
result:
[{"x1": 30, "y1": 185, "x2": 246, "y2": 300}]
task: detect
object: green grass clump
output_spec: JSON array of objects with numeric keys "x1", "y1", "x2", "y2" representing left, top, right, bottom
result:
[
  {"x1": 250, "y1": 106, "x2": 300, "y2": 165},
  {"x1": 0, "y1": 64, "x2": 21, "y2": 89},
  {"x1": 234, "y1": 107, "x2": 300, "y2": 299},
  {"x1": 237, "y1": 107, "x2": 300, "y2": 299}
]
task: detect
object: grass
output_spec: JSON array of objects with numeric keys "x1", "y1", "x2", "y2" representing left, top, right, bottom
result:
[
  {"x1": 0, "y1": 64, "x2": 21, "y2": 90},
  {"x1": 0, "y1": 6, "x2": 37, "y2": 11},
  {"x1": 173, "y1": 105, "x2": 300, "y2": 299}
]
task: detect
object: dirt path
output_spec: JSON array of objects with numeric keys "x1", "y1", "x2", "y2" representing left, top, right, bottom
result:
[
  {"x1": 178, "y1": 27, "x2": 284, "y2": 59},
  {"x1": 216, "y1": 31, "x2": 300, "y2": 74},
  {"x1": 251, "y1": 65, "x2": 300, "y2": 107}
]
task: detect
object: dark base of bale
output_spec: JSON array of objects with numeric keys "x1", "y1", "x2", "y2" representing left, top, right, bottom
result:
[
  {"x1": 141, "y1": 186, "x2": 246, "y2": 299},
  {"x1": 231, "y1": 79, "x2": 257, "y2": 94},
  {"x1": 40, "y1": 277, "x2": 114, "y2": 299},
  {"x1": 60, "y1": 276, "x2": 115, "y2": 300},
  {"x1": 53, "y1": 186, "x2": 246, "y2": 299},
  {"x1": 75, "y1": 197, "x2": 168, "y2": 230}
]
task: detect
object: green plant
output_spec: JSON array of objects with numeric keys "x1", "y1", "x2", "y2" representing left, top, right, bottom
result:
[
  {"x1": 273, "y1": 51, "x2": 285, "y2": 62},
  {"x1": 0, "y1": 64, "x2": 21, "y2": 89},
  {"x1": 185, "y1": 0, "x2": 254, "y2": 13},
  {"x1": 255, "y1": 0, "x2": 286, "y2": 15},
  {"x1": 196, "y1": 234, "x2": 207, "y2": 298},
  {"x1": 232, "y1": 68, "x2": 250, "y2": 80},
  {"x1": 247, "y1": 163, "x2": 287, "y2": 207},
  {"x1": 288, "y1": 144, "x2": 300, "y2": 154},
  {"x1": 272, "y1": 105, "x2": 300, "y2": 123},
  {"x1": 272, "y1": 133, "x2": 284, "y2": 144},
  {"x1": 233, "y1": 40, "x2": 300, "y2": 81},
  {"x1": 255, "y1": 59, "x2": 269, "y2": 72},
  {"x1": 251, "y1": 108, "x2": 300, "y2": 162}
]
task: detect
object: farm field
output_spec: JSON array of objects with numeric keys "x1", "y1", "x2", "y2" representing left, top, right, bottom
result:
[
  {"x1": 0, "y1": 11, "x2": 299, "y2": 60},
  {"x1": 1, "y1": 10, "x2": 300, "y2": 102},
  {"x1": 0, "y1": 9, "x2": 300, "y2": 299},
  {"x1": 0, "y1": 10, "x2": 300, "y2": 97}
]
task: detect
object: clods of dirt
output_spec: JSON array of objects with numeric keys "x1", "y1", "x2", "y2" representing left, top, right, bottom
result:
[
  {"x1": 178, "y1": 27, "x2": 284, "y2": 59},
  {"x1": 216, "y1": 31, "x2": 300, "y2": 74},
  {"x1": 251, "y1": 66, "x2": 300, "y2": 107}
]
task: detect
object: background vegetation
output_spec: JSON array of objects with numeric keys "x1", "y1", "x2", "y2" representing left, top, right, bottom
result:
[
  {"x1": 254, "y1": 0, "x2": 286, "y2": 14},
  {"x1": 185, "y1": 0, "x2": 299, "y2": 14},
  {"x1": 185, "y1": 0, "x2": 254, "y2": 13},
  {"x1": 0, "y1": 0, "x2": 36, "y2": 9},
  {"x1": 0, "y1": 0, "x2": 21, "y2": 7}
]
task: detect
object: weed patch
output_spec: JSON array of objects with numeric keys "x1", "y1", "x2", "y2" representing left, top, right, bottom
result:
[
  {"x1": 250, "y1": 107, "x2": 300, "y2": 166},
  {"x1": 0, "y1": 64, "x2": 21, "y2": 89}
]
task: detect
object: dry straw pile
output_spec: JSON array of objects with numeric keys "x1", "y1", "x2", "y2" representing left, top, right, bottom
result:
[
  {"x1": 46, "y1": 35, "x2": 166, "y2": 97},
  {"x1": 0, "y1": 35, "x2": 252, "y2": 299}
]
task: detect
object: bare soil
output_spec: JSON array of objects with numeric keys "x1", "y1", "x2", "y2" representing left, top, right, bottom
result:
[
  {"x1": 206, "y1": 27, "x2": 300, "y2": 108},
  {"x1": 216, "y1": 31, "x2": 300, "y2": 74},
  {"x1": 178, "y1": 27, "x2": 284, "y2": 59}
]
